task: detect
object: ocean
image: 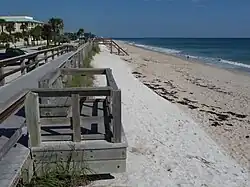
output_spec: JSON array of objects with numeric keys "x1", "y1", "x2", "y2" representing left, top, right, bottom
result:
[{"x1": 116, "y1": 38, "x2": 250, "y2": 72}]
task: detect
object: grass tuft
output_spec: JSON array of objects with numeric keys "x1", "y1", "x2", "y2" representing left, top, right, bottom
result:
[
  {"x1": 66, "y1": 43, "x2": 100, "y2": 88},
  {"x1": 19, "y1": 146, "x2": 94, "y2": 187}
]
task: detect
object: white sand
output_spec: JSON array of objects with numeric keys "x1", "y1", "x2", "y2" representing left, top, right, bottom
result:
[
  {"x1": 88, "y1": 45, "x2": 249, "y2": 187},
  {"x1": 115, "y1": 41, "x2": 250, "y2": 169}
]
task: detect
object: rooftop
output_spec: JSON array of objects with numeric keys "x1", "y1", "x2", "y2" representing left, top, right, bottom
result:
[{"x1": 0, "y1": 16, "x2": 43, "y2": 24}]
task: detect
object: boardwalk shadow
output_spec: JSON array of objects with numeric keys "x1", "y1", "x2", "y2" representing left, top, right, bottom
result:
[
  {"x1": 0, "y1": 107, "x2": 28, "y2": 147},
  {"x1": 0, "y1": 128, "x2": 29, "y2": 147}
]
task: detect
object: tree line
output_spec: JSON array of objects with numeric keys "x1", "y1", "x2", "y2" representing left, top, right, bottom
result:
[{"x1": 0, "y1": 17, "x2": 96, "y2": 47}]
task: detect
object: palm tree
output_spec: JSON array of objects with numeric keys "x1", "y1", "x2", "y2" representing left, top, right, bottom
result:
[
  {"x1": 5, "y1": 23, "x2": 15, "y2": 43},
  {"x1": 20, "y1": 23, "x2": 28, "y2": 33},
  {"x1": 48, "y1": 18, "x2": 64, "y2": 44},
  {"x1": 0, "y1": 32, "x2": 10, "y2": 44},
  {"x1": 77, "y1": 28, "x2": 84, "y2": 37},
  {"x1": 5, "y1": 22, "x2": 15, "y2": 35},
  {"x1": 20, "y1": 23, "x2": 30, "y2": 45},
  {"x1": 0, "y1": 19, "x2": 6, "y2": 33},
  {"x1": 42, "y1": 24, "x2": 52, "y2": 46},
  {"x1": 13, "y1": 32, "x2": 22, "y2": 41}
]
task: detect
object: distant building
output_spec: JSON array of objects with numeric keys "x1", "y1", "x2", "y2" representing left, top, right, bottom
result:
[{"x1": 0, "y1": 16, "x2": 43, "y2": 34}]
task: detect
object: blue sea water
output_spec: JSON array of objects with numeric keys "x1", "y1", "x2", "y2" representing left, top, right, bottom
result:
[{"x1": 116, "y1": 38, "x2": 250, "y2": 72}]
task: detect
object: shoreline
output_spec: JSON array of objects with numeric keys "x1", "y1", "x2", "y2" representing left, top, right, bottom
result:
[
  {"x1": 89, "y1": 45, "x2": 249, "y2": 186},
  {"x1": 117, "y1": 41, "x2": 250, "y2": 170},
  {"x1": 118, "y1": 40, "x2": 250, "y2": 76}
]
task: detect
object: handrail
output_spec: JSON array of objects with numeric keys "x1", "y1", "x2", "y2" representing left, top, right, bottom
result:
[
  {"x1": 0, "y1": 41, "x2": 110, "y2": 162},
  {"x1": 0, "y1": 90, "x2": 27, "y2": 160},
  {"x1": 0, "y1": 44, "x2": 75, "y2": 86},
  {"x1": 0, "y1": 44, "x2": 72, "y2": 67},
  {"x1": 111, "y1": 40, "x2": 129, "y2": 56},
  {"x1": 96, "y1": 38, "x2": 129, "y2": 56},
  {"x1": 0, "y1": 90, "x2": 27, "y2": 123}
]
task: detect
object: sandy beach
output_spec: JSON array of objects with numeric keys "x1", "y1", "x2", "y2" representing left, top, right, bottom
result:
[
  {"x1": 88, "y1": 45, "x2": 249, "y2": 187},
  {"x1": 116, "y1": 41, "x2": 250, "y2": 170}
]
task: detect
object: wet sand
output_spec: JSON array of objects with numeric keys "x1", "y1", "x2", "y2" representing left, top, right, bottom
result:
[{"x1": 117, "y1": 41, "x2": 250, "y2": 170}]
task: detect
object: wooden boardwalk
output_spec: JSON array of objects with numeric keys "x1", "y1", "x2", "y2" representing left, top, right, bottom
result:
[{"x1": 0, "y1": 40, "x2": 127, "y2": 187}]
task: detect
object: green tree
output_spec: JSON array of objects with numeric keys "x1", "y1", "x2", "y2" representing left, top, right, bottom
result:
[
  {"x1": 13, "y1": 32, "x2": 22, "y2": 41},
  {"x1": 48, "y1": 18, "x2": 64, "y2": 44},
  {"x1": 42, "y1": 24, "x2": 52, "y2": 46},
  {"x1": 0, "y1": 32, "x2": 10, "y2": 43},
  {"x1": 5, "y1": 22, "x2": 15, "y2": 35},
  {"x1": 20, "y1": 23, "x2": 30, "y2": 45},
  {"x1": 20, "y1": 23, "x2": 28, "y2": 33},
  {"x1": 5, "y1": 23, "x2": 15, "y2": 43},
  {"x1": 30, "y1": 25, "x2": 42, "y2": 43},
  {"x1": 0, "y1": 19, "x2": 6, "y2": 33},
  {"x1": 77, "y1": 28, "x2": 84, "y2": 37},
  {"x1": 64, "y1": 32, "x2": 77, "y2": 41}
]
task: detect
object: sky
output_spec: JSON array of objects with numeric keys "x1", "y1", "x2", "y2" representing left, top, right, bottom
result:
[{"x1": 0, "y1": 0, "x2": 249, "y2": 38}]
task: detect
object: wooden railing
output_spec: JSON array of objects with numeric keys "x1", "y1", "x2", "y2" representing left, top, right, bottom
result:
[
  {"x1": 96, "y1": 38, "x2": 129, "y2": 56},
  {"x1": 0, "y1": 41, "x2": 127, "y2": 185},
  {"x1": 37, "y1": 67, "x2": 122, "y2": 143},
  {"x1": 0, "y1": 43, "x2": 91, "y2": 160},
  {"x1": 0, "y1": 45, "x2": 75, "y2": 86},
  {"x1": 0, "y1": 41, "x2": 123, "y2": 162}
]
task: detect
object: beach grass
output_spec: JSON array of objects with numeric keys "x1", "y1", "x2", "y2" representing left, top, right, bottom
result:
[
  {"x1": 20, "y1": 146, "x2": 92, "y2": 187},
  {"x1": 66, "y1": 43, "x2": 100, "y2": 87}
]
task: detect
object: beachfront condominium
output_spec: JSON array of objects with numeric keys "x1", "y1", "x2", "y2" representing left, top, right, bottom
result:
[{"x1": 0, "y1": 15, "x2": 43, "y2": 34}]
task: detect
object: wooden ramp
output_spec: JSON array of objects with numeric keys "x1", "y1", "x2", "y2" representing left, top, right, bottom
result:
[
  {"x1": 97, "y1": 38, "x2": 129, "y2": 56},
  {"x1": 0, "y1": 42, "x2": 127, "y2": 186}
]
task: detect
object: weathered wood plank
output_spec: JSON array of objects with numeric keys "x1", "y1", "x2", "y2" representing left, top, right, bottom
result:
[
  {"x1": 0, "y1": 144, "x2": 30, "y2": 187},
  {"x1": 34, "y1": 159, "x2": 126, "y2": 176},
  {"x1": 31, "y1": 87, "x2": 112, "y2": 97},
  {"x1": 32, "y1": 147, "x2": 126, "y2": 162},
  {"x1": 41, "y1": 134, "x2": 105, "y2": 142},
  {"x1": 32, "y1": 140, "x2": 127, "y2": 151},
  {"x1": 72, "y1": 94, "x2": 81, "y2": 142},
  {"x1": 0, "y1": 122, "x2": 26, "y2": 161},
  {"x1": 25, "y1": 92, "x2": 41, "y2": 147},
  {"x1": 0, "y1": 67, "x2": 5, "y2": 86},
  {"x1": 39, "y1": 69, "x2": 61, "y2": 87},
  {"x1": 20, "y1": 60, "x2": 26, "y2": 75},
  {"x1": 60, "y1": 68, "x2": 107, "y2": 75},
  {"x1": 112, "y1": 90, "x2": 122, "y2": 143},
  {"x1": 40, "y1": 104, "x2": 71, "y2": 108},
  {"x1": 40, "y1": 116, "x2": 70, "y2": 124},
  {"x1": 106, "y1": 68, "x2": 118, "y2": 90}
]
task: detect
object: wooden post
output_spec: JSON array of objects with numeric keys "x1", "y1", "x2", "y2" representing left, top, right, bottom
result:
[
  {"x1": 110, "y1": 41, "x2": 113, "y2": 54},
  {"x1": 71, "y1": 94, "x2": 81, "y2": 142},
  {"x1": 57, "y1": 48, "x2": 60, "y2": 56},
  {"x1": 34, "y1": 56, "x2": 39, "y2": 68},
  {"x1": 44, "y1": 51, "x2": 48, "y2": 63},
  {"x1": 0, "y1": 67, "x2": 5, "y2": 86},
  {"x1": 52, "y1": 50, "x2": 55, "y2": 60},
  {"x1": 25, "y1": 92, "x2": 41, "y2": 147},
  {"x1": 78, "y1": 51, "x2": 81, "y2": 67},
  {"x1": 73, "y1": 55, "x2": 77, "y2": 68},
  {"x1": 112, "y1": 90, "x2": 122, "y2": 143},
  {"x1": 21, "y1": 60, "x2": 26, "y2": 75}
]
